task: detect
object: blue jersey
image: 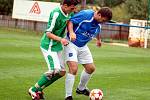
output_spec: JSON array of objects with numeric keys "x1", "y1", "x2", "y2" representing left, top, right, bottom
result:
[{"x1": 67, "y1": 9, "x2": 101, "y2": 47}]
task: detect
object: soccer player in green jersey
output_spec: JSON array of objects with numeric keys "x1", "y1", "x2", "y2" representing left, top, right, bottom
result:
[{"x1": 28, "y1": 0, "x2": 79, "y2": 100}]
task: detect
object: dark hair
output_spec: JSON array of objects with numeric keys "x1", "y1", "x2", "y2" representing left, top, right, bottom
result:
[
  {"x1": 98, "y1": 7, "x2": 112, "y2": 21},
  {"x1": 62, "y1": 0, "x2": 80, "y2": 6}
]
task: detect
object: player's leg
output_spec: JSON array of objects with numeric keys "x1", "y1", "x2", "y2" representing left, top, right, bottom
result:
[
  {"x1": 36, "y1": 70, "x2": 65, "y2": 99},
  {"x1": 35, "y1": 69, "x2": 65, "y2": 100},
  {"x1": 65, "y1": 61, "x2": 78, "y2": 100},
  {"x1": 64, "y1": 42, "x2": 78, "y2": 100},
  {"x1": 28, "y1": 48, "x2": 53, "y2": 100},
  {"x1": 76, "y1": 45, "x2": 95, "y2": 96},
  {"x1": 37, "y1": 49, "x2": 65, "y2": 91},
  {"x1": 28, "y1": 48, "x2": 63, "y2": 100},
  {"x1": 76, "y1": 63, "x2": 95, "y2": 96},
  {"x1": 28, "y1": 71, "x2": 53, "y2": 100},
  {"x1": 43, "y1": 51, "x2": 66, "y2": 88}
]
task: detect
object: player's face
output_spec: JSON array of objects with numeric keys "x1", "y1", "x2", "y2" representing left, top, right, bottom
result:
[
  {"x1": 64, "y1": 5, "x2": 76, "y2": 14},
  {"x1": 94, "y1": 13, "x2": 108, "y2": 23}
]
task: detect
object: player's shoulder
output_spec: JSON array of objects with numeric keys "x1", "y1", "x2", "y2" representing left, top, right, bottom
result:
[
  {"x1": 49, "y1": 6, "x2": 61, "y2": 18},
  {"x1": 79, "y1": 9, "x2": 94, "y2": 15},
  {"x1": 78, "y1": 9, "x2": 94, "y2": 19}
]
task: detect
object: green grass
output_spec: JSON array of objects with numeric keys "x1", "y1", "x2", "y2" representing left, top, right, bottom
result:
[{"x1": 0, "y1": 27, "x2": 150, "y2": 100}]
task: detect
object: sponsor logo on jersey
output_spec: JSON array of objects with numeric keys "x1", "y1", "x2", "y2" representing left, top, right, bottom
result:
[{"x1": 82, "y1": 31, "x2": 95, "y2": 39}]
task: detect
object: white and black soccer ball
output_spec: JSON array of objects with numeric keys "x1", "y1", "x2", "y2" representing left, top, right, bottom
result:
[{"x1": 89, "y1": 89, "x2": 103, "y2": 100}]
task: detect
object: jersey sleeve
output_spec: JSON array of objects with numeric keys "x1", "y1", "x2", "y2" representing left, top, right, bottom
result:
[
  {"x1": 70, "y1": 10, "x2": 88, "y2": 24},
  {"x1": 95, "y1": 24, "x2": 101, "y2": 37},
  {"x1": 46, "y1": 12, "x2": 59, "y2": 32},
  {"x1": 98, "y1": 24, "x2": 101, "y2": 33}
]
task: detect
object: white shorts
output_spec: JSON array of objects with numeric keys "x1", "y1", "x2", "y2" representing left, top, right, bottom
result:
[
  {"x1": 40, "y1": 47, "x2": 65, "y2": 71},
  {"x1": 64, "y1": 41, "x2": 93, "y2": 64}
]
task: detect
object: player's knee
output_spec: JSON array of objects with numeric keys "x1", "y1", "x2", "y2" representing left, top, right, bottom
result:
[
  {"x1": 86, "y1": 65, "x2": 95, "y2": 74},
  {"x1": 70, "y1": 67, "x2": 78, "y2": 75},
  {"x1": 44, "y1": 71, "x2": 54, "y2": 80},
  {"x1": 91, "y1": 64, "x2": 96, "y2": 72},
  {"x1": 67, "y1": 61, "x2": 78, "y2": 75},
  {"x1": 60, "y1": 70, "x2": 66, "y2": 76},
  {"x1": 67, "y1": 65, "x2": 78, "y2": 75},
  {"x1": 91, "y1": 66, "x2": 95, "y2": 73},
  {"x1": 72, "y1": 71, "x2": 77, "y2": 75}
]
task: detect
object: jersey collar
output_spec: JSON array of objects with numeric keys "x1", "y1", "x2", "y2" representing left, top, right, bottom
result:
[
  {"x1": 92, "y1": 18, "x2": 99, "y2": 25},
  {"x1": 59, "y1": 6, "x2": 68, "y2": 17}
]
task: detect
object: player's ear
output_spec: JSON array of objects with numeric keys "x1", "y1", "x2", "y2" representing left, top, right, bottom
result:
[
  {"x1": 63, "y1": 4, "x2": 68, "y2": 8},
  {"x1": 97, "y1": 13, "x2": 101, "y2": 17}
]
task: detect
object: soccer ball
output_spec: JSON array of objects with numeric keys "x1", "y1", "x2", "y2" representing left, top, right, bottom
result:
[{"x1": 89, "y1": 89, "x2": 103, "y2": 100}]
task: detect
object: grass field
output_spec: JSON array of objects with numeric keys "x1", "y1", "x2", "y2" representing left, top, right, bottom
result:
[{"x1": 0, "y1": 27, "x2": 150, "y2": 100}]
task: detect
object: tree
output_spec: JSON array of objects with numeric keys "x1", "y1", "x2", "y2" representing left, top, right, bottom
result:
[
  {"x1": 0, "y1": 0, "x2": 14, "y2": 15},
  {"x1": 95, "y1": 0, "x2": 125, "y2": 7},
  {"x1": 125, "y1": 0, "x2": 147, "y2": 20},
  {"x1": 104, "y1": 0, "x2": 126, "y2": 7}
]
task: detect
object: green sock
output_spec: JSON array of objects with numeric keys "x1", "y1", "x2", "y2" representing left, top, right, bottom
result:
[
  {"x1": 31, "y1": 86, "x2": 38, "y2": 92},
  {"x1": 37, "y1": 87, "x2": 43, "y2": 92},
  {"x1": 44, "y1": 73, "x2": 62, "y2": 88},
  {"x1": 32, "y1": 74, "x2": 49, "y2": 92},
  {"x1": 37, "y1": 73, "x2": 62, "y2": 92},
  {"x1": 37, "y1": 74, "x2": 49, "y2": 87}
]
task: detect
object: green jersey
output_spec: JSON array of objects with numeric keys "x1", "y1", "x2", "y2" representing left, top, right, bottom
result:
[{"x1": 40, "y1": 6, "x2": 71, "y2": 52}]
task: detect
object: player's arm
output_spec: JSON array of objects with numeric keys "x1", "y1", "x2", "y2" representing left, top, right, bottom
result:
[
  {"x1": 46, "y1": 32, "x2": 68, "y2": 46},
  {"x1": 96, "y1": 33, "x2": 102, "y2": 47},
  {"x1": 95, "y1": 24, "x2": 102, "y2": 47},
  {"x1": 46, "y1": 12, "x2": 68, "y2": 46},
  {"x1": 68, "y1": 10, "x2": 88, "y2": 41},
  {"x1": 67, "y1": 21, "x2": 76, "y2": 41}
]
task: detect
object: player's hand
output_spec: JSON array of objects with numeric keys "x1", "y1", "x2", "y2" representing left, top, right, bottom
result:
[
  {"x1": 60, "y1": 38, "x2": 69, "y2": 46},
  {"x1": 96, "y1": 40, "x2": 102, "y2": 47},
  {"x1": 69, "y1": 32, "x2": 76, "y2": 41}
]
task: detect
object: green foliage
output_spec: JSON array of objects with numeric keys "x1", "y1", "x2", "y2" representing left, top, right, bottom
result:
[
  {"x1": 112, "y1": 4, "x2": 129, "y2": 22},
  {"x1": 125, "y1": 0, "x2": 148, "y2": 20},
  {"x1": 104, "y1": 0, "x2": 126, "y2": 7},
  {"x1": 148, "y1": 0, "x2": 150, "y2": 20},
  {"x1": 95, "y1": 0, "x2": 125, "y2": 7},
  {"x1": 0, "y1": 0, "x2": 14, "y2": 15},
  {"x1": 86, "y1": 0, "x2": 94, "y2": 4},
  {"x1": 38, "y1": 0, "x2": 61, "y2": 2}
]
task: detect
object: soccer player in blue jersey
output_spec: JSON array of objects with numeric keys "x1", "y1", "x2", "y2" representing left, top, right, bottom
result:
[{"x1": 64, "y1": 7, "x2": 112, "y2": 100}]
